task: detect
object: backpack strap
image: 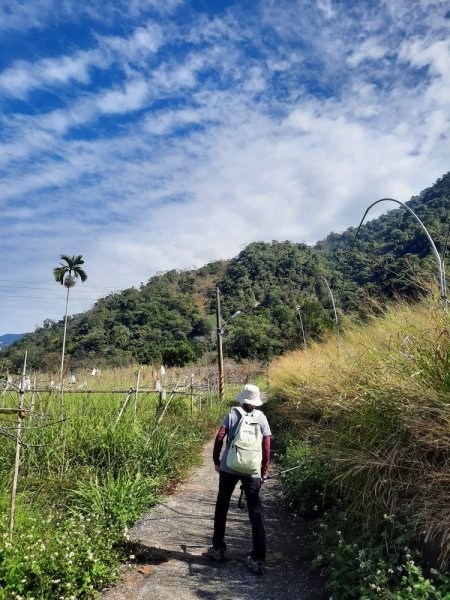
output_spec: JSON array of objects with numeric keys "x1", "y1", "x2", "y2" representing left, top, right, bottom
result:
[
  {"x1": 228, "y1": 407, "x2": 244, "y2": 443},
  {"x1": 232, "y1": 405, "x2": 244, "y2": 428}
]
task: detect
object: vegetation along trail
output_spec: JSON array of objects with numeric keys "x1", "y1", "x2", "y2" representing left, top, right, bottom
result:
[{"x1": 102, "y1": 441, "x2": 325, "y2": 600}]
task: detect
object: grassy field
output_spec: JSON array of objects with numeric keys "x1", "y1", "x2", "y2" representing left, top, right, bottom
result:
[
  {"x1": 0, "y1": 369, "x2": 239, "y2": 599},
  {"x1": 268, "y1": 297, "x2": 450, "y2": 599}
]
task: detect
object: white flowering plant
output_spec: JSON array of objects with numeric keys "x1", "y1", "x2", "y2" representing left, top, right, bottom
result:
[
  {"x1": 0, "y1": 511, "x2": 119, "y2": 599},
  {"x1": 311, "y1": 505, "x2": 450, "y2": 599}
]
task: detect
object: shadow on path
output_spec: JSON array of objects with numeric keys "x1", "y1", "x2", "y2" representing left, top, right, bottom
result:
[{"x1": 102, "y1": 442, "x2": 326, "y2": 600}]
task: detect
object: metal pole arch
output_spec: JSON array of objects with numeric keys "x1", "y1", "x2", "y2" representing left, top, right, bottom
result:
[
  {"x1": 296, "y1": 305, "x2": 307, "y2": 350},
  {"x1": 318, "y1": 276, "x2": 340, "y2": 355},
  {"x1": 350, "y1": 198, "x2": 447, "y2": 310}
]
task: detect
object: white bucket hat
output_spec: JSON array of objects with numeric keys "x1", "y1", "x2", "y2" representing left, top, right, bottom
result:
[{"x1": 236, "y1": 383, "x2": 263, "y2": 407}]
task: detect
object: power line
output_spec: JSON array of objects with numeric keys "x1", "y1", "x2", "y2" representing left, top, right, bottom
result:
[
  {"x1": 0, "y1": 279, "x2": 123, "y2": 290},
  {"x1": 0, "y1": 285, "x2": 119, "y2": 294},
  {"x1": 0, "y1": 294, "x2": 102, "y2": 300}
]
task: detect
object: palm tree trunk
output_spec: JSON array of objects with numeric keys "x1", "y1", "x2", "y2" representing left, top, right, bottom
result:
[{"x1": 59, "y1": 286, "x2": 70, "y2": 409}]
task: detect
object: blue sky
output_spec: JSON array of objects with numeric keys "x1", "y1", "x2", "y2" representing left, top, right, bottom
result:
[{"x1": 1, "y1": 0, "x2": 450, "y2": 335}]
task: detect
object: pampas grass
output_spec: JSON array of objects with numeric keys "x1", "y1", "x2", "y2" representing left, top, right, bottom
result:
[{"x1": 269, "y1": 296, "x2": 450, "y2": 564}]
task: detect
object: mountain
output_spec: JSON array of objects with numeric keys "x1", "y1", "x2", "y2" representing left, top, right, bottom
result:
[
  {"x1": 0, "y1": 244, "x2": 333, "y2": 371},
  {"x1": 1, "y1": 173, "x2": 449, "y2": 372},
  {"x1": 0, "y1": 333, "x2": 26, "y2": 349}
]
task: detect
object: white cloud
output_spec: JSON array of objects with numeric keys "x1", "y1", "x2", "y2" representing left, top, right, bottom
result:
[
  {"x1": 0, "y1": 0, "x2": 181, "y2": 32},
  {"x1": 145, "y1": 108, "x2": 202, "y2": 135},
  {"x1": 99, "y1": 21, "x2": 164, "y2": 61},
  {"x1": 315, "y1": 0, "x2": 336, "y2": 20},
  {"x1": 0, "y1": 22, "x2": 163, "y2": 100},
  {"x1": 97, "y1": 78, "x2": 150, "y2": 114},
  {"x1": 399, "y1": 38, "x2": 450, "y2": 78},
  {"x1": 347, "y1": 38, "x2": 389, "y2": 67},
  {"x1": 0, "y1": 0, "x2": 54, "y2": 32},
  {"x1": 0, "y1": 50, "x2": 106, "y2": 99},
  {"x1": 126, "y1": 0, "x2": 183, "y2": 17},
  {"x1": 242, "y1": 66, "x2": 267, "y2": 92}
]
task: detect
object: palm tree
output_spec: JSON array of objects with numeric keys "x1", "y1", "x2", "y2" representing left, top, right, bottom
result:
[{"x1": 53, "y1": 255, "x2": 87, "y2": 393}]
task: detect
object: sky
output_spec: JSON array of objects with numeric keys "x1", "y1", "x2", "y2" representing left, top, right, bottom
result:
[{"x1": 1, "y1": 0, "x2": 450, "y2": 335}]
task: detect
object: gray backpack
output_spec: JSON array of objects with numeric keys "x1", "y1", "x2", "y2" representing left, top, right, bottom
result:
[{"x1": 226, "y1": 407, "x2": 263, "y2": 475}]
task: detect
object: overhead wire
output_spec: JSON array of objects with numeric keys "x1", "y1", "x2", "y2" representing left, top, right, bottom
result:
[
  {"x1": 0, "y1": 281, "x2": 126, "y2": 301},
  {"x1": 0, "y1": 294, "x2": 105, "y2": 300},
  {"x1": 0, "y1": 279, "x2": 123, "y2": 290}
]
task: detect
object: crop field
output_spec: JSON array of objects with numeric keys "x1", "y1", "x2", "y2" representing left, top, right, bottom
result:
[{"x1": 0, "y1": 362, "x2": 262, "y2": 599}]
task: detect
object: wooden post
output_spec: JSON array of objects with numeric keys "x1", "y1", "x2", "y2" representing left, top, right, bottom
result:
[
  {"x1": 159, "y1": 389, "x2": 166, "y2": 413},
  {"x1": 35, "y1": 392, "x2": 44, "y2": 423},
  {"x1": 216, "y1": 286, "x2": 225, "y2": 402},
  {"x1": 10, "y1": 399, "x2": 24, "y2": 537},
  {"x1": 10, "y1": 352, "x2": 27, "y2": 537},
  {"x1": 134, "y1": 369, "x2": 141, "y2": 419},
  {"x1": 160, "y1": 365, "x2": 165, "y2": 390},
  {"x1": 29, "y1": 374, "x2": 37, "y2": 420},
  {"x1": 190, "y1": 374, "x2": 194, "y2": 415}
]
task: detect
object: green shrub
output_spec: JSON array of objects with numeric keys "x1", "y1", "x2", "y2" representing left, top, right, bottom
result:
[
  {"x1": 67, "y1": 470, "x2": 160, "y2": 529},
  {"x1": 281, "y1": 442, "x2": 331, "y2": 518},
  {"x1": 312, "y1": 505, "x2": 450, "y2": 599}
]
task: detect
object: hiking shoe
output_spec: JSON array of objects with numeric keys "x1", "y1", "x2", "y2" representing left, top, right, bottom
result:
[
  {"x1": 207, "y1": 545, "x2": 225, "y2": 562},
  {"x1": 246, "y1": 555, "x2": 263, "y2": 575}
]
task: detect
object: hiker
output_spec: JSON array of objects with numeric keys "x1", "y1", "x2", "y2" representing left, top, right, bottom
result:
[{"x1": 208, "y1": 383, "x2": 271, "y2": 574}]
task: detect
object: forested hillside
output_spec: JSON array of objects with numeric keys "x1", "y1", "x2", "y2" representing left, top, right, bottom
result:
[
  {"x1": 2, "y1": 173, "x2": 449, "y2": 371},
  {"x1": 318, "y1": 172, "x2": 450, "y2": 303}
]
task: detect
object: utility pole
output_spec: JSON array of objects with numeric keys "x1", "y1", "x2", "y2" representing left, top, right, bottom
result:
[{"x1": 216, "y1": 286, "x2": 225, "y2": 402}]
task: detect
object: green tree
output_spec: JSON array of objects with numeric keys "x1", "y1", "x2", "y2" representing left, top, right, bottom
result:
[
  {"x1": 162, "y1": 341, "x2": 197, "y2": 367},
  {"x1": 53, "y1": 254, "x2": 87, "y2": 388}
]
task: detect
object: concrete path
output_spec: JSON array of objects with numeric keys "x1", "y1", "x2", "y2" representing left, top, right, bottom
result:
[{"x1": 102, "y1": 442, "x2": 326, "y2": 600}]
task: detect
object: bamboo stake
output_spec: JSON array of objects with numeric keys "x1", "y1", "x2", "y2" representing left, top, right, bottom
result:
[
  {"x1": 10, "y1": 352, "x2": 27, "y2": 537},
  {"x1": 134, "y1": 369, "x2": 141, "y2": 419},
  {"x1": 151, "y1": 383, "x2": 179, "y2": 436},
  {"x1": 115, "y1": 388, "x2": 133, "y2": 427},
  {"x1": 157, "y1": 389, "x2": 166, "y2": 416},
  {"x1": 29, "y1": 374, "x2": 37, "y2": 420}
]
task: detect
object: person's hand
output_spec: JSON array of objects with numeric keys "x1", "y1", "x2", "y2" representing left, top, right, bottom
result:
[
  {"x1": 261, "y1": 476, "x2": 268, "y2": 484},
  {"x1": 215, "y1": 465, "x2": 220, "y2": 474}
]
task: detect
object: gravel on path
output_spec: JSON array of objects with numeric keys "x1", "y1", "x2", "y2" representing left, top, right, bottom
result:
[{"x1": 102, "y1": 441, "x2": 326, "y2": 600}]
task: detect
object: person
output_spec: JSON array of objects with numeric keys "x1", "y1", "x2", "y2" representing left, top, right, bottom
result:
[{"x1": 208, "y1": 383, "x2": 271, "y2": 574}]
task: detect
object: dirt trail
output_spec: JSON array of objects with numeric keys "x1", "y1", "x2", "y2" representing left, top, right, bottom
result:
[{"x1": 102, "y1": 441, "x2": 326, "y2": 600}]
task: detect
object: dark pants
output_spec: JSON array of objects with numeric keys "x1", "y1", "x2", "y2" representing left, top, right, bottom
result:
[{"x1": 212, "y1": 470, "x2": 266, "y2": 561}]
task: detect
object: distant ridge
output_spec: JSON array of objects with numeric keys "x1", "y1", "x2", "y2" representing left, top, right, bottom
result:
[{"x1": 0, "y1": 333, "x2": 26, "y2": 348}]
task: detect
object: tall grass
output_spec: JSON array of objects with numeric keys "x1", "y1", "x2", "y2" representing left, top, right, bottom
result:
[{"x1": 269, "y1": 297, "x2": 450, "y2": 565}]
